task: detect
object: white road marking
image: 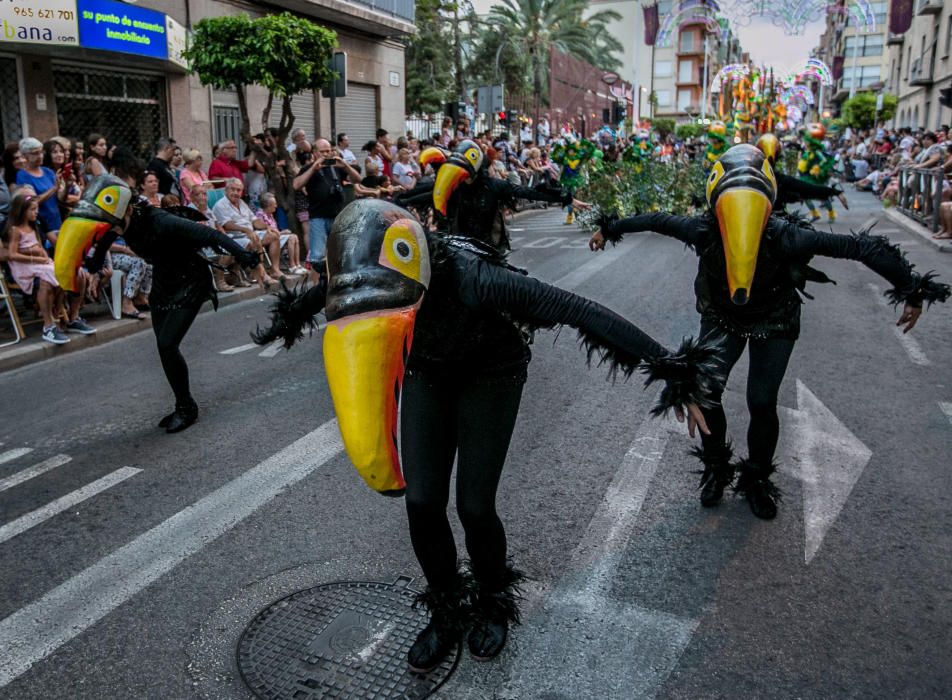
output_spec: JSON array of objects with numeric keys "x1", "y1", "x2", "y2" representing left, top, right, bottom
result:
[
  {"x1": 0, "y1": 419, "x2": 343, "y2": 688},
  {"x1": 258, "y1": 340, "x2": 284, "y2": 358},
  {"x1": 0, "y1": 448, "x2": 32, "y2": 466},
  {"x1": 508, "y1": 227, "x2": 524, "y2": 232},
  {"x1": 0, "y1": 455, "x2": 72, "y2": 493},
  {"x1": 509, "y1": 236, "x2": 524, "y2": 245},
  {"x1": 939, "y1": 402, "x2": 952, "y2": 426},
  {"x1": 868, "y1": 283, "x2": 930, "y2": 366},
  {"x1": 552, "y1": 242, "x2": 630, "y2": 290},
  {"x1": 0, "y1": 467, "x2": 141, "y2": 545},
  {"x1": 502, "y1": 415, "x2": 699, "y2": 699},
  {"x1": 521, "y1": 236, "x2": 565, "y2": 249},
  {"x1": 219, "y1": 343, "x2": 257, "y2": 355},
  {"x1": 777, "y1": 380, "x2": 872, "y2": 564}
]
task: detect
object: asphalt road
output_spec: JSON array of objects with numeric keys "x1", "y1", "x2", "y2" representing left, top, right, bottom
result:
[{"x1": 0, "y1": 192, "x2": 950, "y2": 699}]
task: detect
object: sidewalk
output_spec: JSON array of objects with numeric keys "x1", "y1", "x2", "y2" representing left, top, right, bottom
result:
[
  {"x1": 0, "y1": 283, "x2": 271, "y2": 375},
  {"x1": 882, "y1": 205, "x2": 952, "y2": 253}
]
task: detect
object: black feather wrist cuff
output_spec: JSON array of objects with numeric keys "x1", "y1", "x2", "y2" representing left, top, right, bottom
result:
[
  {"x1": 885, "y1": 271, "x2": 951, "y2": 308},
  {"x1": 641, "y1": 337, "x2": 723, "y2": 417}
]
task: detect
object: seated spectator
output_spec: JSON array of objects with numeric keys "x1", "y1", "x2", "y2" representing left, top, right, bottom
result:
[
  {"x1": 15, "y1": 137, "x2": 63, "y2": 244},
  {"x1": 363, "y1": 139, "x2": 385, "y2": 176},
  {"x1": 107, "y1": 231, "x2": 152, "y2": 319},
  {"x1": 178, "y1": 149, "x2": 210, "y2": 204},
  {"x1": 188, "y1": 183, "x2": 251, "y2": 291},
  {"x1": 256, "y1": 192, "x2": 305, "y2": 275},
  {"x1": 2, "y1": 191, "x2": 94, "y2": 343},
  {"x1": 3, "y1": 143, "x2": 26, "y2": 189},
  {"x1": 359, "y1": 161, "x2": 395, "y2": 199},
  {"x1": 84, "y1": 133, "x2": 108, "y2": 183},
  {"x1": 212, "y1": 177, "x2": 278, "y2": 287},
  {"x1": 915, "y1": 132, "x2": 945, "y2": 168},
  {"x1": 392, "y1": 148, "x2": 418, "y2": 190},
  {"x1": 140, "y1": 171, "x2": 162, "y2": 207},
  {"x1": 934, "y1": 201, "x2": 952, "y2": 240},
  {"x1": 160, "y1": 194, "x2": 181, "y2": 208}
]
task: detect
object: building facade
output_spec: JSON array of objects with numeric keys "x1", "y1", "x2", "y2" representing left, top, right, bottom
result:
[
  {"x1": 886, "y1": 0, "x2": 952, "y2": 130},
  {"x1": 0, "y1": 0, "x2": 413, "y2": 154}
]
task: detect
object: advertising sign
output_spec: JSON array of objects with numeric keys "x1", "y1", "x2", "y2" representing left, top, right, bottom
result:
[
  {"x1": 0, "y1": 0, "x2": 79, "y2": 47},
  {"x1": 166, "y1": 15, "x2": 187, "y2": 69},
  {"x1": 77, "y1": 0, "x2": 167, "y2": 60}
]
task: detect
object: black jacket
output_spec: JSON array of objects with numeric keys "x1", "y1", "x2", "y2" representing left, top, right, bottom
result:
[{"x1": 775, "y1": 172, "x2": 840, "y2": 210}]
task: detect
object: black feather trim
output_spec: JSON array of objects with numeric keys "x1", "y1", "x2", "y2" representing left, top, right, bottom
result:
[
  {"x1": 689, "y1": 443, "x2": 734, "y2": 489},
  {"x1": 884, "y1": 270, "x2": 951, "y2": 308},
  {"x1": 596, "y1": 210, "x2": 622, "y2": 245},
  {"x1": 732, "y1": 458, "x2": 782, "y2": 502},
  {"x1": 412, "y1": 567, "x2": 475, "y2": 633},
  {"x1": 576, "y1": 329, "x2": 645, "y2": 382},
  {"x1": 641, "y1": 336, "x2": 723, "y2": 417},
  {"x1": 471, "y1": 565, "x2": 529, "y2": 627},
  {"x1": 251, "y1": 280, "x2": 323, "y2": 349}
]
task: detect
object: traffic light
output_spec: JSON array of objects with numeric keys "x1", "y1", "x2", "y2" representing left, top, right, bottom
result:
[
  {"x1": 497, "y1": 111, "x2": 507, "y2": 123},
  {"x1": 940, "y1": 84, "x2": 952, "y2": 109},
  {"x1": 602, "y1": 108, "x2": 611, "y2": 124},
  {"x1": 613, "y1": 102, "x2": 626, "y2": 123}
]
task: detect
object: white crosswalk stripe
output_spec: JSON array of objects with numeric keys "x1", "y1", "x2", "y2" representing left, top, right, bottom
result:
[
  {"x1": 0, "y1": 454, "x2": 72, "y2": 493},
  {"x1": 219, "y1": 343, "x2": 257, "y2": 355},
  {"x1": 0, "y1": 467, "x2": 141, "y2": 545},
  {"x1": 258, "y1": 340, "x2": 285, "y2": 358},
  {"x1": 0, "y1": 448, "x2": 33, "y2": 466}
]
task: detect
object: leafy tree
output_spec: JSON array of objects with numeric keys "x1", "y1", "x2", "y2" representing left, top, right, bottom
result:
[
  {"x1": 183, "y1": 13, "x2": 337, "y2": 231},
  {"x1": 652, "y1": 117, "x2": 675, "y2": 140},
  {"x1": 406, "y1": 0, "x2": 456, "y2": 114},
  {"x1": 675, "y1": 123, "x2": 703, "y2": 140},
  {"x1": 841, "y1": 92, "x2": 897, "y2": 130}
]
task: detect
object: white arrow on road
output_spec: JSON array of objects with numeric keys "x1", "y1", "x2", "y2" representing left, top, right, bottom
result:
[{"x1": 779, "y1": 380, "x2": 872, "y2": 565}]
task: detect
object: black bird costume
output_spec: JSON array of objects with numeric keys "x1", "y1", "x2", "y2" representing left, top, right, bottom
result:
[
  {"x1": 592, "y1": 144, "x2": 949, "y2": 519},
  {"x1": 254, "y1": 198, "x2": 719, "y2": 673},
  {"x1": 54, "y1": 175, "x2": 259, "y2": 432},
  {"x1": 755, "y1": 133, "x2": 847, "y2": 214}
]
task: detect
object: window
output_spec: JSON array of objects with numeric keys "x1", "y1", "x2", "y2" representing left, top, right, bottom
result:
[
  {"x1": 842, "y1": 65, "x2": 881, "y2": 89},
  {"x1": 657, "y1": 0, "x2": 673, "y2": 17},
  {"x1": 677, "y1": 88, "x2": 693, "y2": 111},
  {"x1": 653, "y1": 60, "x2": 673, "y2": 78},
  {"x1": 844, "y1": 34, "x2": 883, "y2": 57},
  {"x1": 678, "y1": 61, "x2": 694, "y2": 82},
  {"x1": 679, "y1": 31, "x2": 695, "y2": 52},
  {"x1": 655, "y1": 89, "x2": 672, "y2": 107},
  {"x1": 870, "y1": 1, "x2": 887, "y2": 27},
  {"x1": 945, "y1": 16, "x2": 952, "y2": 55}
]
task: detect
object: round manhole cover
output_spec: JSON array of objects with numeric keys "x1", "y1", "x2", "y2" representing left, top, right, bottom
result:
[{"x1": 237, "y1": 576, "x2": 459, "y2": 699}]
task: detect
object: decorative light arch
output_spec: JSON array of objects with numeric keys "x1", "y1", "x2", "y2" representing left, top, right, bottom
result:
[{"x1": 709, "y1": 63, "x2": 750, "y2": 93}]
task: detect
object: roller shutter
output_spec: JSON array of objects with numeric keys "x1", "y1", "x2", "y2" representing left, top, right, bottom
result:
[
  {"x1": 270, "y1": 91, "x2": 317, "y2": 140},
  {"x1": 335, "y1": 83, "x2": 378, "y2": 152}
]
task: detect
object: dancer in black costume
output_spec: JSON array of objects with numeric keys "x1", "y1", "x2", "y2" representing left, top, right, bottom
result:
[
  {"x1": 54, "y1": 175, "x2": 259, "y2": 432},
  {"x1": 253, "y1": 198, "x2": 719, "y2": 672},
  {"x1": 755, "y1": 133, "x2": 849, "y2": 215},
  {"x1": 396, "y1": 139, "x2": 588, "y2": 250},
  {"x1": 590, "y1": 144, "x2": 949, "y2": 519}
]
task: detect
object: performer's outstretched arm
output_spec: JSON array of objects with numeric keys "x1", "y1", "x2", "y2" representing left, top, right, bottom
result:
[
  {"x1": 591, "y1": 212, "x2": 707, "y2": 249},
  {"x1": 456, "y1": 256, "x2": 720, "y2": 432},
  {"x1": 152, "y1": 209, "x2": 254, "y2": 259},
  {"x1": 780, "y1": 223, "x2": 950, "y2": 330},
  {"x1": 486, "y1": 177, "x2": 573, "y2": 206},
  {"x1": 251, "y1": 279, "x2": 329, "y2": 348},
  {"x1": 777, "y1": 172, "x2": 846, "y2": 207}
]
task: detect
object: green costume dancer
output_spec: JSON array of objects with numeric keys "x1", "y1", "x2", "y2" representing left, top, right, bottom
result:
[
  {"x1": 551, "y1": 135, "x2": 599, "y2": 225},
  {"x1": 797, "y1": 122, "x2": 837, "y2": 223},
  {"x1": 704, "y1": 121, "x2": 730, "y2": 169}
]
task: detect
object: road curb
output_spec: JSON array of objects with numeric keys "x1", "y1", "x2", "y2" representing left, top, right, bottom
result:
[
  {"x1": 883, "y1": 208, "x2": 952, "y2": 253},
  {"x1": 0, "y1": 283, "x2": 271, "y2": 375}
]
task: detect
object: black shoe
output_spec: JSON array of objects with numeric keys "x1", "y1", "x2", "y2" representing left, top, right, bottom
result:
[
  {"x1": 158, "y1": 411, "x2": 176, "y2": 428},
  {"x1": 745, "y1": 480, "x2": 778, "y2": 520},
  {"x1": 165, "y1": 400, "x2": 198, "y2": 434},
  {"x1": 699, "y1": 476, "x2": 726, "y2": 507},
  {"x1": 467, "y1": 616, "x2": 508, "y2": 661},
  {"x1": 467, "y1": 566, "x2": 527, "y2": 661},
  {"x1": 692, "y1": 445, "x2": 734, "y2": 507},
  {"x1": 407, "y1": 617, "x2": 461, "y2": 673}
]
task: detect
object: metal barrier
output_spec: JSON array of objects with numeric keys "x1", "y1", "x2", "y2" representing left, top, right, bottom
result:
[{"x1": 896, "y1": 167, "x2": 944, "y2": 232}]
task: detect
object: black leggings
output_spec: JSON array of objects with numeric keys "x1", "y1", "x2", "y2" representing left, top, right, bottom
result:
[
  {"x1": 151, "y1": 304, "x2": 201, "y2": 406},
  {"x1": 699, "y1": 319, "x2": 796, "y2": 466},
  {"x1": 401, "y1": 369, "x2": 525, "y2": 591}
]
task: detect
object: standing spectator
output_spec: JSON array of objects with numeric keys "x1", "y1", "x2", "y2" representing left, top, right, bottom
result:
[
  {"x1": 147, "y1": 137, "x2": 181, "y2": 198},
  {"x1": 243, "y1": 135, "x2": 269, "y2": 209},
  {"x1": 375, "y1": 128, "x2": 394, "y2": 178},
  {"x1": 536, "y1": 113, "x2": 551, "y2": 145},
  {"x1": 84, "y1": 133, "x2": 108, "y2": 183},
  {"x1": 43, "y1": 140, "x2": 80, "y2": 216},
  {"x1": 392, "y1": 148, "x2": 418, "y2": 190},
  {"x1": 337, "y1": 133, "x2": 358, "y2": 167},
  {"x1": 256, "y1": 192, "x2": 306, "y2": 275},
  {"x1": 440, "y1": 117, "x2": 453, "y2": 147},
  {"x1": 208, "y1": 140, "x2": 249, "y2": 187},
  {"x1": 359, "y1": 161, "x2": 395, "y2": 199},
  {"x1": 68, "y1": 139, "x2": 86, "y2": 186},
  {"x1": 0, "y1": 175, "x2": 9, "y2": 231},
  {"x1": 3, "y1": 143, "x2": 26, "y2": 188},
  {"x1": 178, "y1": 149, "x2": 210, "y2": 205},
  {"x1": 15, "y1": 137, "x2": 63, "y2": 242},
  {"x1": 363, "y1": 140, "x2": 385, "y2": 175},
  {"x1": 293, "y1": 138, "x2": 361, "y2": 279},
  {"x1": 212, "y1": 178, "x2": 278, "y2": 287},
  {"x1": 287, "y1": 127, "x2": 308, "y2": 154},
  {"x1": 170, "y1": 146, "x2": 184, "y2": 181},
  {"x1": 140, "y1": 171, "x2": 162, "y2": 207}
]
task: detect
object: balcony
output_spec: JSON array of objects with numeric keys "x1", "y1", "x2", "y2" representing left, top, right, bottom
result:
[
  {"x1": 887, "y1": 33, "x2": 904, "y2": 45},
  {"x1": 279, "y1": 0, "x2": 416, "y2": 37},
  {"x1": 909, "y1": 50, "x2": 935, "y2": 86},
  {"x1": 915, "y1": 0, "x2": 942, "y2": 15}
]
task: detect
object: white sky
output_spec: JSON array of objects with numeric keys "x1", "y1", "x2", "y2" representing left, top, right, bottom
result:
[{"x1": 733, "y1": 16, "x2": 827, "y2": 74}]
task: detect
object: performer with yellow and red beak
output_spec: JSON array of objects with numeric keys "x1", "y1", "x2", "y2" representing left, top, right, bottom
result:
[
  {"x1": 254, "y1": 198, "x2": 720, "y2": 674},
  {"x1": 590, "y1": 144, "x2": 949, "y2": 519}
]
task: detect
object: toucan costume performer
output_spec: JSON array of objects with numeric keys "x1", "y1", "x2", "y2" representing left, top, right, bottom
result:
[
  {"x1": 798, "y1": 122, "x2": 838, "y2": 222},
  {"x1": 590, "y1": 144, "x2": 949, "y2": 519},
  {"x1": 550, "y1": 135, "x2": 599, "y2": 225},
  {"x1": 622, "y1": 130, "x2": 654, "y2": 171},
  {"x1": 252, "y1": 198, "x2": 718, "y2": 672},
  {"x1": 756, "y1": 133, "x2": 849, "y2": 215},
  {"x1": 54, "y1": 175, "x2": 260, "y2": 432},
  {"x1": 704, "y1": 121, "x2": 730, "y2": 169},
  {"x1": 397, "y1": 139, "x2": 584, "y2": 251}
]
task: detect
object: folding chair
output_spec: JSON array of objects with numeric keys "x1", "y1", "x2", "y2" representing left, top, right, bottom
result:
[{"x1": 0, "y1": 273, "x2": 25, "y2": 347}]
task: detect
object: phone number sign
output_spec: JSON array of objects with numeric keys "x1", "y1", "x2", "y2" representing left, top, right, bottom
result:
[{"x1": 0, "y1": 0, "x2": 79, "y2": 47}]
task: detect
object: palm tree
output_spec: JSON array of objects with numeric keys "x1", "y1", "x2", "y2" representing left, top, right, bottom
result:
[{"x1": 485, "y1": 0, "x2": 623, "y2": 127}]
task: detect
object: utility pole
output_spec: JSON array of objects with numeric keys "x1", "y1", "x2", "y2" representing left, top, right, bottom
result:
[
  {"x1": 848, "y1": 27, "x2": 859, "y2": 99},
  {"x1": 701, "y1": 32, "x2": 709, "y2": 121}
]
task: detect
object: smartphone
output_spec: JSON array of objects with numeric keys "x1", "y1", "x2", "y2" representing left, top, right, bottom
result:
[{"x1": 63, "y1": 162, "x2": 73, "y2": 180}]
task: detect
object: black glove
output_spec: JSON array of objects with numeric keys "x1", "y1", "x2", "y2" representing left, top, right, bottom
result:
[{"x1": 237, "y1": 249, "x2": 260, "y2": 269}]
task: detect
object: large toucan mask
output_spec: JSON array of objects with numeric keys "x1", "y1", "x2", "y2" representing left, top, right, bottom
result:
[
  {"x1": 54, "y1": 175, "x2": 133, "y2": 292},
  {"x1": 705, "y1": 144, "x2": 777, "y2": 305},
  {"x1": 322, "y1": 199, "x2": 431, "y2": 496},
  {"x1": 755, "y1": 133, "x2": 781, "y2": 165},
  {"x1": 431, "y1": 139, "x2": 484, "y2": 215}
]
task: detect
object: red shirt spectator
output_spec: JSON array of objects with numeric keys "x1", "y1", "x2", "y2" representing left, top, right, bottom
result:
[{"x1": 208, "y1": 140, "x2": 249, "y2": 187}]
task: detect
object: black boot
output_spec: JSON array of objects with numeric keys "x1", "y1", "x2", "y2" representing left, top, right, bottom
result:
[
  {"x1": 733, "y1": 458, "x2": 781, "y2": 520},
  {"x1": 158, "y1": 411, "x2": 176, "y2": 428},
  {"x1": 468, "y1": 566, "x2": 527, "y2": 662},
  {"x1": 691, "y1": 444, "x2": 734, "y2": 507},
  {"x1": 165, "y1": 398, "x2": 199, "y2": 434},
  {"x1": 408, "y1": 573, "x2": 472, "y2": 674}
]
